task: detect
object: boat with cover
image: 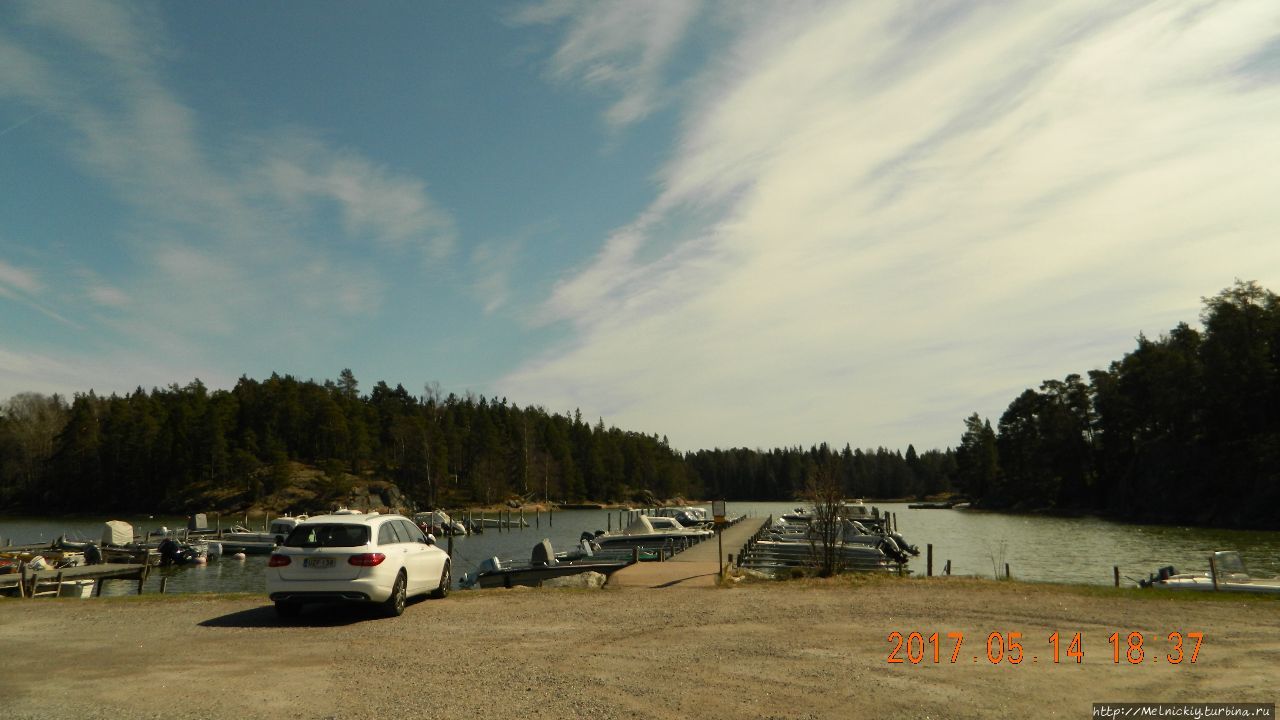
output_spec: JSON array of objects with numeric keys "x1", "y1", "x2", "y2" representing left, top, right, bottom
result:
[
  {"x1": 459, "y1": 538, "x2": 632, "y2": 589},
  {"x1": 1140, "y1": 551, "x2": 1280, "y2": 594}
]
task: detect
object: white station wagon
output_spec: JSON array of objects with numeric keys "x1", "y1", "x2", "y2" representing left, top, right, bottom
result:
[{"x1": 266, "y1": 512, "x2": 450, "y2": 619}]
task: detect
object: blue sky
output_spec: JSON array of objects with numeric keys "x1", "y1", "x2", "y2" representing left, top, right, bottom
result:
[{"x1": 2, "y1": 1, "x2": 1278, "y2": 452}]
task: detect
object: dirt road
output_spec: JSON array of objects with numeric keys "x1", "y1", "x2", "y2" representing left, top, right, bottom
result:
[{"x1": 0, "y1": 577, "x2": 1275, "y2": 719}]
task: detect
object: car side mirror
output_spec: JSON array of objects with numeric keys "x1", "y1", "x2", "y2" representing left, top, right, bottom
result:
[{"x1": 424, "y1": 534, "x2": 436, "y2": 545}]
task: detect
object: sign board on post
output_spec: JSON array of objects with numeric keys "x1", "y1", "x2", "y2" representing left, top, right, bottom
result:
[{"x1": 712, "y1": 499, "x2": 727, "y2": 526}]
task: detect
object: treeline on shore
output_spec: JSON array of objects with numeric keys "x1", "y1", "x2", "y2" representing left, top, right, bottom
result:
[
  {"x1": 955, "y1": 281, "x2": 1280, "y2": 529},
  {"x1": 0, "y1": 369, "x2": 950, "y2": 514},
  {"x1": 5, "y1": 281, "x2": 1271, "y2": 526}
]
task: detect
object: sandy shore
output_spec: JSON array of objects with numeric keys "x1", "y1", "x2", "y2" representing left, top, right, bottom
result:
[{"x1": 0, "y1": 577, "x2": 1276, "y2": 719}]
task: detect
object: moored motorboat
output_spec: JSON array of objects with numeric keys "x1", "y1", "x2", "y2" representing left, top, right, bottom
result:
[
  {"x1": 217, "y1": 515, "x2": 307, "y2": 554},
  {"x1": 652, "y1": 506, "x2": 712, "y2": 528},
  {"x1": 413, "y1": 510, "x2": 469, "y2": 535},
  {"x1": 1141, "y1": 551, "x2": 1280, "y2": 594},
  {"x1": 459, "y1": 538, "x2": 631, "y2": 589},
  {"x1": 589, "y1": 515, "x2": 713, "y2": 550}
]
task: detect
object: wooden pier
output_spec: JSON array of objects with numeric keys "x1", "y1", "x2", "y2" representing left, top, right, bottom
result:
[
  {"x1": 607, "y1": 516, "x2": 768, "y2": 588},
  {"x1": 0, "y1": 562, "x2": 149, "y2": 598}
]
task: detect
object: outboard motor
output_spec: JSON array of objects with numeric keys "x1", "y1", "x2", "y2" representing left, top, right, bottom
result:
[
  {"x1": 878, "y1": 537, "x2": 910, "y2": 563},
  {"x1": 1141, "y1": 566, "x2": 1178, "y2": 588},
  {"x1": 158, "y1": 538, "x2": 182, "y2": 566},
  {"x1": 580, "y1": 531, "x2": 597, "y2": 545},
  {"x1": 531, "y1": 539, "x2": 558, "y2": 567},
  {"x1": 460, "y1": 557, "x2": 502, "y2": 590},
  {"x1": 890, "y1": 532, "x2": 920, "y2": 556},
  {"x1": 84, "y1": 542, "x2": 102, "y2": 565}
]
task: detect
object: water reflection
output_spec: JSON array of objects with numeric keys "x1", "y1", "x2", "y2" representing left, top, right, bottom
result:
[{"x1": 3, "y1": 503, "x2": 1277, "y2": 596}]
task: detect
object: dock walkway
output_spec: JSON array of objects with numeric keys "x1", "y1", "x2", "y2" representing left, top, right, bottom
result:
[
  {"x1": 0, "y1": 563, "x2": 148, "y2": 597},
  {"x1": 607, "y1": 516, "x2": 768, "y2": 589}
]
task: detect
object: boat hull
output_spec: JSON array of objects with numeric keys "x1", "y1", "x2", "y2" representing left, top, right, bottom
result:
[{"x1": 472, "y1": 561, "x2": 629, "y2": 589}]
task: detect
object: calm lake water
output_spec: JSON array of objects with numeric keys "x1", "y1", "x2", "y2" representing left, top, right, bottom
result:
[{"x1": 4, "y1": 502, "x2": 1279, "y2": 597}]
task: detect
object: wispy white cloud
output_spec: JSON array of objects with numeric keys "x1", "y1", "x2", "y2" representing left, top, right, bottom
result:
[
  {"x1": 0, "y1": 1, "x2": 459, "y2": 397},
  {"x1": 513, "y1": 0, "x2": 702, "y2": 128},
  {"x1": 258, "y1": 137, "x2": 456, "y2": 259},
  {"x1": 74, "y1": 267, "x2": 131, "y2": 309},
  {"x1": 504, "y1": 0, "x2": 1280, "y2": 450},
  {"x1": 0, "y1": 258, "x2": 42, "y2": 295},
  {"x1": 470, "y1": 242, "x2": 516, "y2": 316}
]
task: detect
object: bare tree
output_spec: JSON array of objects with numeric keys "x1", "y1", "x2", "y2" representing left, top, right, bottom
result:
[
  {"x1": 805, "y1": 460, "x2": 845, "y2": 577},
  {"x1": 1, "y1": 393, "x2": 69, "y2": 494}
]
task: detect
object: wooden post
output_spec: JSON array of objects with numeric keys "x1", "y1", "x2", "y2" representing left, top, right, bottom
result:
[
  {"x1": 549, "y1": 505, "x2": 553, "y2": 527},
  {"x1": 717, "y1": 521, "x2": 724, "y2": 578},
  {"x1": 632, "y1": 546, "x2": 640, "y2": 564},
  {"x1": 536, "y1": 510, "x2": 540, "y2": 529},
  {"x1": 1005, "y1": 563, "x2": 1011, "y2": 580},
  {"x1": 1113, "y1": 566, "x2": 1120, "y2": 587},
  {"x1": 945, "y1": 560, "x2": 951, "y2": 576},
  {"x1": 55, "y1": 571, "x2": 64, "y2": 597},
  {"x1": 607, "y1": 514, "x2": 612, "y2": 532},
  {"x1": 447, "y1": 533, "x2": 454, "y2": 559},
  {"x1": 160, "y1": 577, "x2": 169, "y2": 594},
  {"x1": 927, "y1": 544, "x2": 933, "y2": 577},
  {"x1": 94, "y1": 576, "x2": 105, "y2": 597},
  {"x1": 1209, "y1": 555, "x2": 1219, "y2": 591},
  {"x1": 520, "y1": 507, "x2": 524, "y2": 530}
]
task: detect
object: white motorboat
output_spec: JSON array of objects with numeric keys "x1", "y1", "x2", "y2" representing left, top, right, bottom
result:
[
  {"x1": 590, "y1": 515, "x2": 713, "y2": 549},
  {"x1": 764, "y1": 518, "x2": 917, "y2": 563},
  {"x1": 218, "y1": 516, "x2": 307, "y2": 554},
  {"x1": 413, "y1": 510, "x2": 469, "y2": 535},
  {"x1": 652, "y1": 506, "x2": 711, "y2": 527},
  {"x1": 1141, "y1": 551, "x2": 1280, "y2": 594}
]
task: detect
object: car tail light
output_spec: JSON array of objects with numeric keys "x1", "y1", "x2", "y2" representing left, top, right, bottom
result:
[
  {"x1": 268, "y1": 554, "x2": 291, "y2": 567},
  {"x1": 348, "y1": 553, "x2": 386, "y2": 567}
]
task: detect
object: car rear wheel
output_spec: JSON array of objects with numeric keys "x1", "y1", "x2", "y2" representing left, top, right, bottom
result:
[
  {"x1": 429, "y1": 561, "x2": 450, "y2": 599},
  {"x1": 383, "y1": 571, "x2": 407, "y2": 617}
]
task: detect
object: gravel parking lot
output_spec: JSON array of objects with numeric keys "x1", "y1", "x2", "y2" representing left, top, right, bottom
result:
[{"x1": 0, "y1": 577, "x2": 1275, "y2": 719}]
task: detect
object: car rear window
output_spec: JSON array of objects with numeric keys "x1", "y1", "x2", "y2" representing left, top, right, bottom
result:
[{"x1": 284, "y1": 524, "x2": 370, "y2": 548}]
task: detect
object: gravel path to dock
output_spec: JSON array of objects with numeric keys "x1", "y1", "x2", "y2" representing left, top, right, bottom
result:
[{"x1": 0, "y1": 577, "x2": 1275, "y2": 719}]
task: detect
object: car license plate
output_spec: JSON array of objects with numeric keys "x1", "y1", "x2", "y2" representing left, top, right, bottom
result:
[{"x1": 304, "y1": 557, "x2": 334, "y2": 569}]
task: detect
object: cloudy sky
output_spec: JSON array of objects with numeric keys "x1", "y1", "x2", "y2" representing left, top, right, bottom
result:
[{"x1": 2, "y1": 1, "x2": 1278, "y2": 452}]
